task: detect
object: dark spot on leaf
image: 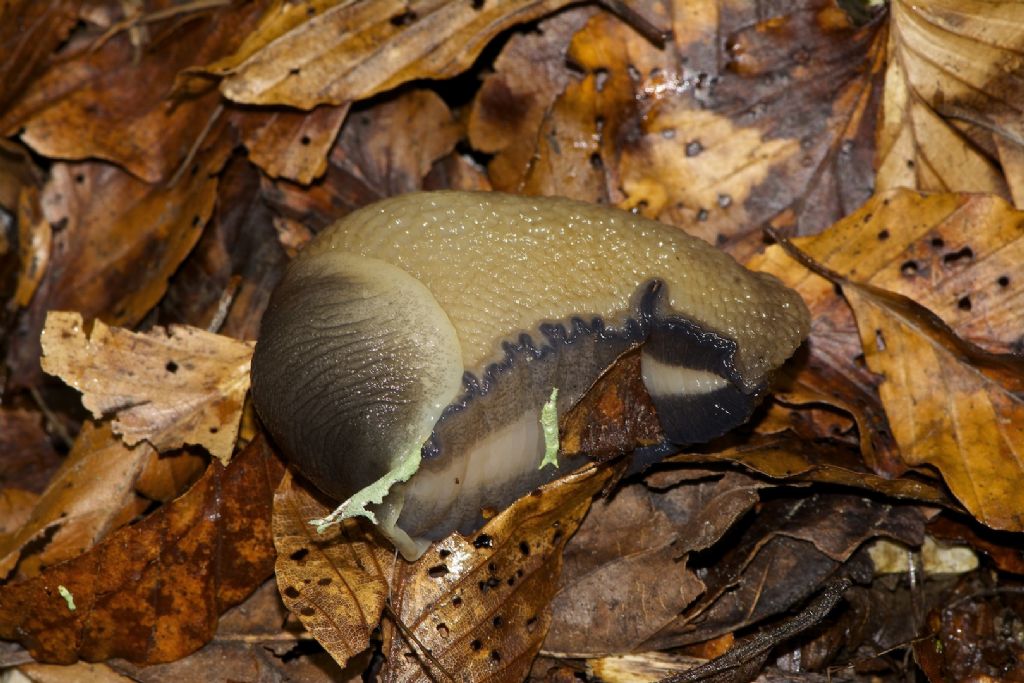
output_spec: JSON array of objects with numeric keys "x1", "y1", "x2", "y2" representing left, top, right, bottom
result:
[
  {"x1": 519, "y1": 541, "x2": 530, "y2": 556},
  {"x1": 997, "y1": 275, "x2": 1010, "y2": 288},
  {"x1": 590, "y1": 152, "x2": 603, "y2": 170},
  {"x1": 428, "y1": 564, "x2": 449, "y2": 578},
  {"x1": 525, "y1": 616, "x2": 538, "y2": 633},
  {"x1": 506, "y1": 576, "x2": 516, "y2": 586},
  {"x1": 493, "y1": 616, "x2": 503, "y2": 628},
  {"x1": 283, "y1": 586, "x2": 300, "y2": 599},
  {"x1": 553, "y1": 528, "x2": 564, "y2": 542},
  {"x1": 957, "y1": 296, "x2": 971, "y2": 311},
  {"x1": 300, "y1": 606, "x2": 316, "y2": 617},
  {"x1": 209, "y1": 426, "x2": 218, "y2": 434},
  {"x1": 289, "y1": 67, "x2": 301, "y2": 76},
  {"x1": 389, "y1": 10, "x2": 416, "y2": 25},
  {"x1": 473, "y1": 534, "x2": 493, "y2": 549},
  {"x1": 490, "y1": 650, "x2": 501, "y2": 662},
  {"x1": 943, "y1": 246, "x2": 973, "y2": 266},
  {"x1": 470, "y1": 639, "x2": 482, "y2": 651},
  {"x1": 300, "y1": 135, "x2": 311, "y2": 146},
  {"x1": 74, "y1": 173, "x2": 85, "y2": 184},
  {"x1": 877, "y1": 229, "x2": 889, "y2": 241},
  {"x1": 472, "y1": 0, "x2": 484, "y2": 8},
  {"x1": 191, "y1": 215, "x2": 201, "y2": 227},
  {"x1": 488, "y1": 562, "x2": 497, "y2": 574},
  {"x1": 166, "y1": 361, "x2": 178, "y2": 373},
  {"x1": 930, "y1": 236, "x2": 944, "y2": 248},
  {"x1": 439, "y1": 549, "x2": 451, "y2": 559},
  {"x1": 290, "y1": 548, "x2": 309, "y2": 562},
  {"x1": 318, "y1": 577, "x2": 331, "y2": 586}
]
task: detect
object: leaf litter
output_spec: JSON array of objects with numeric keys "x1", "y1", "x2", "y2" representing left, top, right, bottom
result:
[{"x1": 2, "y1": 0, "x2": 1024, "y2": 681}]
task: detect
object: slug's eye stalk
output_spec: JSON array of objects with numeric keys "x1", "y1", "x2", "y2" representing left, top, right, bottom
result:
[{"x1": 251, "y1": 191, "x2": 810, "y2": 560}]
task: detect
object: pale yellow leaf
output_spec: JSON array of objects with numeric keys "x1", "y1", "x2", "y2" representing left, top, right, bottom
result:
[{"x1": 40, "y1": 311, "x2": 254, "y2": 464}]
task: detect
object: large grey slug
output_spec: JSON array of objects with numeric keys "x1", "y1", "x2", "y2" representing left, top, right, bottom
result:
[{"x1": 251, "y1": 191, "x2": 810, "y2": 560}]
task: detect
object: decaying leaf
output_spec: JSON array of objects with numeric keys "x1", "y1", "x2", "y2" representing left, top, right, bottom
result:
[
  {"x1": 41, "y1": 311, "x2": 254, "y2": 464},
  {"x1": 774, "y1": 190, "x2": 1024, "y2": 532},
  {"x1": 200, "y1": 0, "x2": 580, "y2": 108},
  {"x1": 273, "y1": 460, "x2": 618, "y2": 679},
  {"x1": 0, "y1": 436, "x2": 284, "y2": 665},
  {"x1": 1, "y1": 1, "x2": 265, "y2": 183},
  {"x1": 0, "y1": 422, "x2": 152, "y2": 582},
  {"x1": 272, "y1": 475, "x2": 393, "y2": 669},
  {"x1": 6, "y1": 153, "x2": 225, "y2": 389},
  {"x1": 0, "y1": 408, "x2": 61, "y2": 493},
  {"x1": 879, "y1": 0, "x2": 1024, "y2": 206}
]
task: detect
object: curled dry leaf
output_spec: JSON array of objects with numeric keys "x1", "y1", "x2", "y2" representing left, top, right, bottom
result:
[
  {"x1": 0, "y1": 436, "x2": 284, "y2": 665},
  {"x1": 879, "y1": 0, "x2": 1024, "y2": 206},
  {"x1": 761, "y1": 189, "x2": 1024, "y2": 532},
  {"x1": 201, "y1": 0, "x2": 579, "y2": 108},
  {"x1": 273, "y1": 461, "x2": 618, "y2": 680},
  {"x1": 0, "y1": 422, "x2": 152, "y2": 582},
  {"x1": 41, "y1": 311, "x2": 254, "y2": 464}
]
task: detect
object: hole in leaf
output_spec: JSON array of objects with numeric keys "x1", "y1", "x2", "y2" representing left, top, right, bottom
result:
[
  {"x1": 877, "y1": 229, "x2": 889, "y2": 241},
  {"x1": 283, "y1": 586, "x2": 300, "y2": 599},
  {"x1": 290, "y1": 548, "x2": 310, "y2": 562},
  {"x1": 166, "y1": 361, "x2": 178, "y2": 373},
  {"x1": 437, "y1": 623, "x2": 449, "y2": 637},
  {"x1": 428, "y1": 564, "x2": 450, "y2": 578},
  {"x1": 473, "y1": 534, "x2": 493, "y2": 549},
  {"x1": 997, "y1": 275, "x2": 1010, "y2": 288},
  {"x1": 900, "y1": 260, "x2": 918, "y2": 277},
  {"x1": 957, "y1": 296, "x2": 971, "y2": 311},
  {"x1": 470, "y1": 639, "x2": 482, "y2": 651}
]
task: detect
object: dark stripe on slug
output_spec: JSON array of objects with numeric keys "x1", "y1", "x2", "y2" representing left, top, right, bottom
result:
[{"x1": 648, "y1": 383, "x2": 759, "y2": 444}]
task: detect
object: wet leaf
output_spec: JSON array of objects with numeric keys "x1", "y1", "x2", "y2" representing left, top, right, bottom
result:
[
  {"x1": 0, "y1": 422, "x2": 151, "y2": 582},
  {"x1": 879, "y1": 0, "x2": 1024, "y2": 206},
  {"x1": 0, "y1": 436, "x2": 284, "y2": 665},
  {"x1": 41, "y1": 311, "x2": 254, "y2": 464},
  {"x1": 202, "y1": 0, "x2": 580, "y2": 108}
]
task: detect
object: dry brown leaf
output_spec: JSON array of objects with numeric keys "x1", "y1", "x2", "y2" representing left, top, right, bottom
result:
[
  {"x1": 2, "y1": 1, "x2": 265, "y2": 183},
  {"x1": 262, "y1": 89, "x2": 463, "y2": 232},
  {"x1": 232, "y1": 103, "x2": 350, "y2": 184},
  {"x1": 0, "y1": 0, "x2": 81, "y2": 116},
  {"x1": 0, "y1": 489, "x2": 38, "y2": 537},
  {"x1": 0, "y1": 422, "x2": 152, "y2": 582},
  {"x1": 759, "y1": 189, "x2": 1024, "y2": 531},
  {"x1": 879, "y1": 0, "x2": 1024, "y2": 206},
  {"x1": 6, "y1": 153, "x2": 225, "y2": 389},
  {"x1": 273, "y1": 475, "x2": 392, "y2": 668},
  {"x1": 0, "y1": 408, "x2": 62, "y2": 493},
  {"x1": 200, "y1": 0, "x2": 579, "y2": 108},
  {"x1": 41, "y1": 311, "x2": 254, "y2": 464},
  {"x1": 381, "y1": 462, "x2": 617, "y2": 683},
  {"x1": 273, "y1": 462, "x2": 618, "y2": 679},
  {"x1": 467, "y1": 7, "x2": 598, "y2": 192},
  {"x1": 0, "y1": 436, "x2": 284, "y2": 665}
]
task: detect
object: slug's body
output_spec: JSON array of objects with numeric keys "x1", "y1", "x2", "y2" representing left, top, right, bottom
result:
[{"x1": 252, "y1": 191, "x2": 810, "y2": 559}]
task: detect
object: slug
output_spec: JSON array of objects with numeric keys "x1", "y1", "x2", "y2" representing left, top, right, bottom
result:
[{"x1": 251, "y1": 191, "x2": 810, "y2": 560}]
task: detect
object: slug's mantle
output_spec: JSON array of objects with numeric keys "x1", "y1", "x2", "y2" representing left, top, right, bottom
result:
[{"x1": 251, "y1": 191, "x2": 810, "y2": 559}]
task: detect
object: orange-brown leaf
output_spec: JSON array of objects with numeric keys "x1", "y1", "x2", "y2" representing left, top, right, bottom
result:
[
  {"x1": 0, "y1": 436, "x2": 284, "y2": 665},
  {"x1": 202, "y1": 0, "x2": 580, "y2": 108}
]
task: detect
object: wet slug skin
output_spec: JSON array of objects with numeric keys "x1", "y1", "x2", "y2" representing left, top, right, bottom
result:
[{"x1": 251, "y1": 191, "x2": 810, "y2": 559}]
